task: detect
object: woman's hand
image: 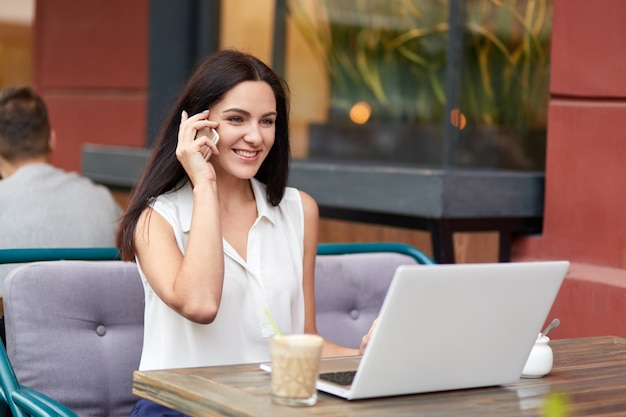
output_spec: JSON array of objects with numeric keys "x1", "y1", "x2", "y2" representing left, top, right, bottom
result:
[
  {"x1": 359, "y1": 318, "x2": 379, "y2": 355},
  {"x1": 176, "y1": 110, "x2": 220, "y2": 184}
]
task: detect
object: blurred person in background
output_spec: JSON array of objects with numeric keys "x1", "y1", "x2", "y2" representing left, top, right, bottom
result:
[{"x1": 0, "y1": 86, "x2": 123, "y2": 284}]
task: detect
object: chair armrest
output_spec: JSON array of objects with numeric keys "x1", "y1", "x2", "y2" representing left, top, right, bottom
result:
[
  {"x1": 0, "y1": 248, "x2": 121, "y2": 264},
  {"x1": 317, "y1": 242, "x2": 435, "y2": 264},
  {"x1": 12, "y1": 387, "x2": 78, "y2": 417}
]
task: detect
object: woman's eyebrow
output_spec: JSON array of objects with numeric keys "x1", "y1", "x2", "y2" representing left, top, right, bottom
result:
[
  {"x1": 221, "y1": 108, "x2": 277, "y2": 118},
  {"x1": 222, "y1": 108, "x2": 249, "y2": 116}
]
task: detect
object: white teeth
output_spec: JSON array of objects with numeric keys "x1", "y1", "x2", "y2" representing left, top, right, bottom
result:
[{"x1": 235, "y1": 150, "x2": 257, "y2": 157}]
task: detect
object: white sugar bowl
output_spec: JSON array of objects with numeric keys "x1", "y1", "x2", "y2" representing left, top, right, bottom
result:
[{"x1": 521, "y1": 334, "x2": 553, "y2": 378}]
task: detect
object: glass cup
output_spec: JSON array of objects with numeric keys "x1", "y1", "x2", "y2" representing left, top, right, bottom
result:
[{"x1": 270, "y1": 334, "x2": 324, "y2": 406}]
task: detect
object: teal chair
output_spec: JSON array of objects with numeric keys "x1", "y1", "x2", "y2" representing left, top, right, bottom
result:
[{"x1": 316, "y1": 242, "x2": 435, "y2": 264}]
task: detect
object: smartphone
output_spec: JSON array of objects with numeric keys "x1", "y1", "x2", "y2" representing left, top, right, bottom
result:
[{"x1": 196, "y1": 127, "x2": 220, "y2": 161}]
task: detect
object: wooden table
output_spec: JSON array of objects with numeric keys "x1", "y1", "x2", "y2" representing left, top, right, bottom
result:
[{"x1": 133, "y1": 336, "x2": 626, "y2": 417}]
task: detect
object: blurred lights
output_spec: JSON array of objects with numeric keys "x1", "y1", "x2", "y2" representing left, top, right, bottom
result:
[
  {"x1": 450, "y1": 108, "x2": 467, "y2": 130},
  {"x1": 349, "y1": 101, "x2": 371, "y2": 125}
]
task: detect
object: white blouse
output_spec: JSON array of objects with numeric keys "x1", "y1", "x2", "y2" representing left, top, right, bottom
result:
[{"x1": 137, "y1": 178, "x2": 305, "y2": 370}]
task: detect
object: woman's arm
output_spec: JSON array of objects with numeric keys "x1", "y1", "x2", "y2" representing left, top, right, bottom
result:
[
  {"x1": 299, "y1": 191, "x2": 360, "y2": 357},
  {"x1": 134, "y1": 110, "x2": 224, "y2": 324}
]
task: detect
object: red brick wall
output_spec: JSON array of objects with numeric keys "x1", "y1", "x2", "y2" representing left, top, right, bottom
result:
[
  {"x1": 514, "y1": 0, "x2": 626, "y2": 339},
  {"x1": 516, "y1": 0, "x2": 626, "y2": 269},
  {"x1": 546, "y1": 263, "x2": 626, "y2": 339},
  {"x1": 33, "y1": 0, "x2": 148, "y2": 173}
]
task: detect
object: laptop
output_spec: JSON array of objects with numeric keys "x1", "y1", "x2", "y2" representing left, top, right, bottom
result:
[{"x1": 291, "y1": 261, "x2": 568, "y2": 400}]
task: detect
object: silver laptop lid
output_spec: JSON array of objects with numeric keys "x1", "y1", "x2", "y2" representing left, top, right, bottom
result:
[{"x1": 319, "y1": 261, "x2": 568, "y2": 400}]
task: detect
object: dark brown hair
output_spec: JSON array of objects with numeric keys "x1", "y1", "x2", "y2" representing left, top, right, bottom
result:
[
  {"x1": 117, "y1": 49, "x2": 291, "y2": 260},
  {"x1": 0, "y1": 86, "x2": 51, "y2": 161}
]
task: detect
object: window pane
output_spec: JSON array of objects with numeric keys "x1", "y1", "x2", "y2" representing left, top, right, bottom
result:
[
  {"x1": 285, "y1": 0, "x2": 551, "y2": 170},
  {"x1": 456, "y1": 0, "x2": 551, "y2": 170}
]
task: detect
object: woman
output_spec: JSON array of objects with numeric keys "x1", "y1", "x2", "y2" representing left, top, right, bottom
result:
[{"x1": 117, "y1": 50, "x2": 369, "y2": 416}]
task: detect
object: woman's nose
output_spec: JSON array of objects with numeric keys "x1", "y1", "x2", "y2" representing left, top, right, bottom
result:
[{"x1": 243, "y1": 123, "x2": 263, "y2": 144}]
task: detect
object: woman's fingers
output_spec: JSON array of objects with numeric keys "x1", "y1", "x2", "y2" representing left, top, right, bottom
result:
[
  {"x1": 180, "y1": 110, "x2": 212, "y2": 141},
  {"x1": 359, "y1": 317, "x2": 379, "y2": 355},
  {"x1": 175, "y1": 110, "x2": 220, "y2": 182},
  {"x1": 195, "y1": 127, "x2": 220, "y2": 160},
  {"x1": 178, "y1": 110, "x2": 218, "y2": 153}
]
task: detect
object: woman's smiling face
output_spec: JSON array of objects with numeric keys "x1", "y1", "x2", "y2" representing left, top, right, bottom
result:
[{"x1": 209, "y1": 80, "x2": 277, "y2": 180}]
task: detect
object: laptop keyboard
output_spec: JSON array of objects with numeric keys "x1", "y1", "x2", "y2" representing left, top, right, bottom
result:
[{"x1": 319, "y1": 370, "x2": 357, "y2": 387}]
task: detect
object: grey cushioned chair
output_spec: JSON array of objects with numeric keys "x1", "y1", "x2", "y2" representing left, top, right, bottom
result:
[
  {"x1": 315, "y1": 242, "x2": 434, "y2": 348},
  {"x1": 1, "y1": 243, "x2": 431, "y2": 415},
  {"x1": 3, "y1": 261, "x2": 143, "y2": 417}
]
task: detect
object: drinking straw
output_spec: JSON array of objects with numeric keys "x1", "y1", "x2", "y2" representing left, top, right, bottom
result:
[{"x1": 264, "y1": 307, "x2": 282, "y2": 336}]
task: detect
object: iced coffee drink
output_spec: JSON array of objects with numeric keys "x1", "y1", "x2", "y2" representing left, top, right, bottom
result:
[{"x1": 270, "y1": 334, "x2": 324, "y2": 406}]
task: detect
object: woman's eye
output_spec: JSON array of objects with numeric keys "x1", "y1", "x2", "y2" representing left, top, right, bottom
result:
[
  {"x1": 261, "y1": 119, "x2": 275, "y2": 126},
  {"x1": 228, "y1": 116, "x2": 244, "y2": 123}
]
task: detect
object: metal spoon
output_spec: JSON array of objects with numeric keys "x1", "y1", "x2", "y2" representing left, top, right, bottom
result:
[{"x1": 540, "y1": 318, "x2": 560, "y2": 338}]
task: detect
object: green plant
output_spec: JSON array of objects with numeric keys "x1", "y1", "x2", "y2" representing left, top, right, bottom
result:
[
  {"x1": 287, "y1": 0, "x2": 551, "y2": 128},
  {"x1": 464, "y1": 0, "x2": 552, "y2": 127}
]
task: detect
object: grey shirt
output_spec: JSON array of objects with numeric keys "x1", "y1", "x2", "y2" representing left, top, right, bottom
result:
[{"x1": 0, "y1": 163, "x2": 123, "y2": 284}]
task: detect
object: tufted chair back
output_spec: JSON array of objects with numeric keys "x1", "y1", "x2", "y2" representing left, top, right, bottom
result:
[
  {"x1": 315, "y1": 251, "x2": 420, "y2": 348},
  {"x1": 3, "y1": 261, "x2": 144, "y2": 417}
]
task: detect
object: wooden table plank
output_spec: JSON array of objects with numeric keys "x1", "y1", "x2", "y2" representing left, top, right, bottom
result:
[{"x1": 133, "y1": 336, "x2": 626, "y2": 417}]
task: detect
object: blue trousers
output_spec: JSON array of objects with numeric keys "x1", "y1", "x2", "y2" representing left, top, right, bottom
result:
[{"x1": 130, "y1": 399, "x2": 190, "y2": 417}]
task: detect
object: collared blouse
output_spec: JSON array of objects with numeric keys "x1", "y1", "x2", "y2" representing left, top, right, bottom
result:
[{"x1": 137, "y1": 178, "x2": 305, "y2": 370}]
